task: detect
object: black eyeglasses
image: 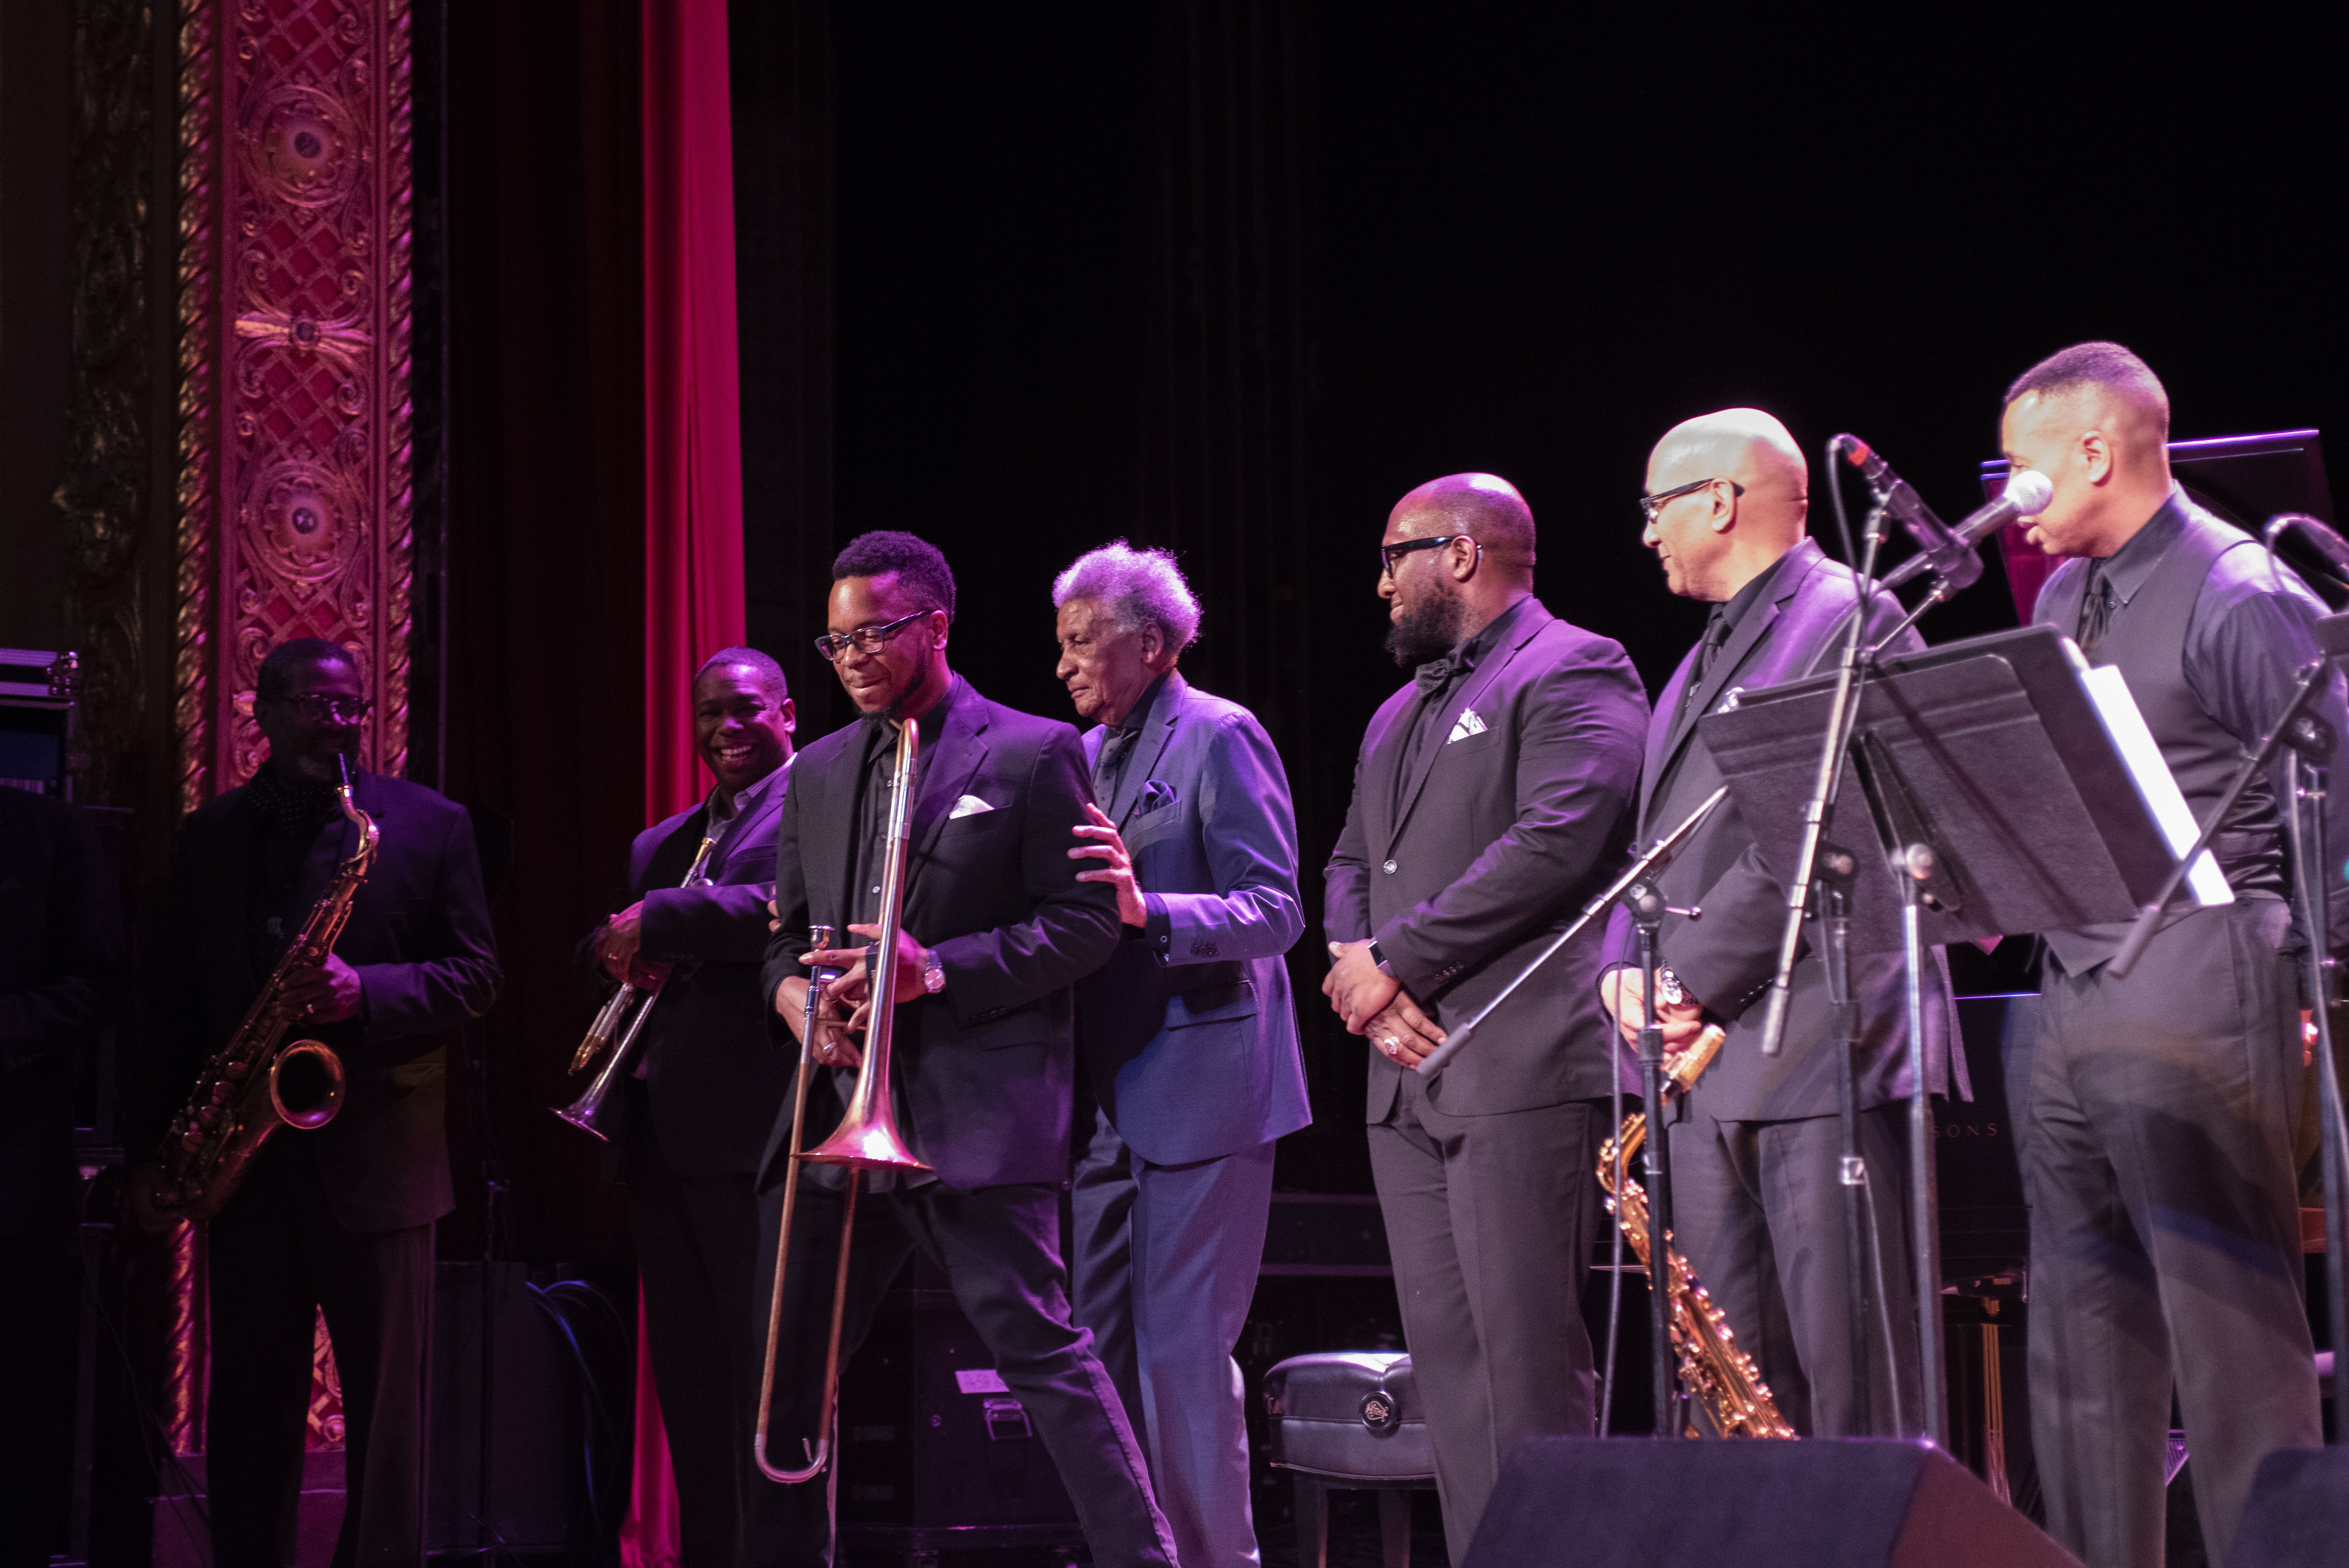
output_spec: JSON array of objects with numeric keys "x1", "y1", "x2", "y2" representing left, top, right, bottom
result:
[
  {"x1": 814, "y1": 609, "x2": 930, "y2": 663},
  {"x1": 274, "y1": 694, "x2": 374, "y2": 724},
  {"x1": 1379, "y1": 535, "x2": 1474, "y2": 578},
  {"x1": 1639, "y1": 477, "x2": 1744, "y2": 526}
]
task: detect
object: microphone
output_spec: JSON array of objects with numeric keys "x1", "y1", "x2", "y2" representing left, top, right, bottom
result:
[
  {"x1": 1874, "y1": 466, "x2": 2056, "y2": 592},
  {"x1": 1837, "y1": 436, "x2": 1980, "y2": 592},
  {"x1": 2266, "y1": 511, "x2": 2349, "y2": 577}
]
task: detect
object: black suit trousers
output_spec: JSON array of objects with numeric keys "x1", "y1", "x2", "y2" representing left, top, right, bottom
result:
[
  {"x1": 626, "y1": 1107, "x2": 806, "y2": 1568},
  {"x1": 2015, "y1": 899, "x2": 2320, "y2": 1568},
  {"x1": 1665, "y1": 1101, "x2": 1919, "y2": 1437},
  {"x1": 205, "y1": 1138, "x2": 433, "y2": 1568},
  {"x1": 1367, "y1": 1072, "x2": 1602, "y2": 1566},
  {"x1": 753, "y1": 1176, "x2": 1176, "y2": 1567}
]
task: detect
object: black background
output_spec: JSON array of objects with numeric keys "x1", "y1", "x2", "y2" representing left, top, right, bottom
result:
[{"x1": 768, "y1": 3, "x2": 2345, "y2": 1203}]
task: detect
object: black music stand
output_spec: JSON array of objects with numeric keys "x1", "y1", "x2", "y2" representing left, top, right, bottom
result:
[{"x1": 1695, "y1": 623, "x2": 2223, "y2": 1443}]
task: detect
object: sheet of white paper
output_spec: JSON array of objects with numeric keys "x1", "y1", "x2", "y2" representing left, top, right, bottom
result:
[{"x1": 2078, "y1": 663, "x2": 2233, "y2": 909}]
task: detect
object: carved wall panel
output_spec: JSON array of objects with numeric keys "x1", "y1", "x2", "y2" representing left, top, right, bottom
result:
[{"x1": 179, "y1": 0, "x2": 412, "y2": 807}]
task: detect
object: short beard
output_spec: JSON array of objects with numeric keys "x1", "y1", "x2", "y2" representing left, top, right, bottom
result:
[{"x1": 1385, "y1": 587, "x2": 1470, "y2": 668}]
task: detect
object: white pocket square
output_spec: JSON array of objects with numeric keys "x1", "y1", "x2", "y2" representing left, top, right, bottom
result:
[
  {"x1": 1446, "y1": 709, "x2": 1488, "y2": 743},
  {"x1": 948, "y1": 793, "x2": 996, "y2": 819}
]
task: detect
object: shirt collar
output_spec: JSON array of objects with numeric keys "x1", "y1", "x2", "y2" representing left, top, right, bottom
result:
[
  {"x1": 1449, "y1": 593, "x2": 1538, "y2": 674},
  {"x1": 2095, "y1": 486, "x2": 2189, "y2": 608},
  {"x1": 708, "y1": 752, "x2": 791, "y2": 825},
  {"x1": 1103, "y1": 670, "x2": 1172, "y2": 738},
  {"x1": 863, "y1": 674, "x2": 963, "y2": 760},
  {"x1": 1714, "y1": 546, "x2": 1793, "y2": 640}
]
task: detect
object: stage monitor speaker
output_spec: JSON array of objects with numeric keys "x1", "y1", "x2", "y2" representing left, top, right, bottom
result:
[
  {"x1": 1461, "y1": 1438, "x2": 2080, "y2": 1568},
  {"x1": 2228, "y1": 1445, "x2": 2349, "y2": 1567}
]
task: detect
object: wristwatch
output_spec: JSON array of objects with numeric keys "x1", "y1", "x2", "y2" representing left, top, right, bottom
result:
[
  {"x1": 922, "y1": 949, "x2": 946, "y2": 995},
  {"x1": 1367, "y1": 939, "x2": 1394, "y2": 975}
]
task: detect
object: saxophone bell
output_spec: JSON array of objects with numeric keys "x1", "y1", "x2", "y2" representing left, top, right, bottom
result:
[{"x1": 269, "y1": 1039, "x2": 347, "y2": 1130}]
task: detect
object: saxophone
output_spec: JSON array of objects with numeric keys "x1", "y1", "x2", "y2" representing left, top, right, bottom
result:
[
  {"x1": 1599, "y1": 1021, "x2": 1797, "y2": 1440},
  {"x1": 153, "y1": 766, "x2": 378, "y2": 1222}
]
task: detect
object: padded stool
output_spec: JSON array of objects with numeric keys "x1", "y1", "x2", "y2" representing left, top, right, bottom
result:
[{"x1": 1262, "y1": 1352, "x2": 1435, "y2": 1568}]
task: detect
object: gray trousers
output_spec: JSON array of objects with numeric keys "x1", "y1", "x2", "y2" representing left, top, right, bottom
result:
[
  {"x1": 2018, "y1": 900, "x2": 2320, "y2": 1568},
  {"x1": 1666, "y1": 1102, "x2": 1920, "y2": 1437},
  {"x1": 1367, "y1": 1072, "x2": 1601, "y2": 1566},
  {"x1": 753, "y1": 1176, "x2": 1178, "y2": 1568},
  {"x1": 1071, "y1": 1109, "x2": 1276, "y2": 1568}
]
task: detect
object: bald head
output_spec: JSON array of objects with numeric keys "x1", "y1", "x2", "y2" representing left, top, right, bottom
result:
[
  {"x1": 1387, "y1": 472, "x2": 1537, "y2": 579},
  {"x1": 1999, "y1": 342, "x2": 2174, "y2": 560},
  {"x1": 1641, "y1": 408, "x2": 1810, "y2": 602},
  {"x1": 1377, "y1": 472, "x2": 1538, "y2": 665}
]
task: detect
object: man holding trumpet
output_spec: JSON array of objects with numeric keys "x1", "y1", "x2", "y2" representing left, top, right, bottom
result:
[
  {"x1": 576, "y1": 647, "x2": 797, "y2": 1567},
  {"x1": 756, "y1": 531, "x2": 1176, "y2": 1568}
]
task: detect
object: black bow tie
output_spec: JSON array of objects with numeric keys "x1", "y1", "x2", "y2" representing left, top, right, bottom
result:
[{"x1": 1414, "y1": 655, "x2": 1463, "y2": 697}]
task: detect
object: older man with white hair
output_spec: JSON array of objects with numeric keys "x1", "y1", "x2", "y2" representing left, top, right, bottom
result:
[{"x1": 1052, "y1": 542, "x2": 1310, "y2": 1568}]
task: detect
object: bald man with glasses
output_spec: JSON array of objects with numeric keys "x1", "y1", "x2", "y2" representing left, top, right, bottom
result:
[
  {"x1": 1600, "y1": 408, "x2": 1954, "y2": 1441},
  {"x1": 1324, "y1": 473, "x2": 1647, "y2": 1564}
]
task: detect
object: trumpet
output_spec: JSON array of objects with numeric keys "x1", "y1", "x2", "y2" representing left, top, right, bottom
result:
[
  {"x1": 754, "y1": 715, "x2": 932, "y2": 1484},
  {"x1": 555, "y1": 835, "x2": 717, "y2": 1141}
]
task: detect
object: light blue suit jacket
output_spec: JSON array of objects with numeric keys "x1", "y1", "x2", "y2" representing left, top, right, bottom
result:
[{"x1": 1076, "y1": 672, "x2": 1312, "y2": 1165}]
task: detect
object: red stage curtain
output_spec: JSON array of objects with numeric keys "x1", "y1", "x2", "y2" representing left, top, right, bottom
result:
[
  {"x1": 626, "y1": 2, "x2": 746, "y2": 1563},
  {"x1": 642, "y1": 0, "x2": 748, "y2": 827}
]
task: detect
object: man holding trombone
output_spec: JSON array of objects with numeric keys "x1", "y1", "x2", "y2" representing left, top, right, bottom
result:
[
  {"x1": 755, "y1": 531, "x2": 1177, "y2": 1567},
  {"x1": 572, "y1": 647, "x2": 798, "y2": 1567}
]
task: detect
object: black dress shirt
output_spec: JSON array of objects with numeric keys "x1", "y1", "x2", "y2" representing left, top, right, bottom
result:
[{"x1": 2064, "y1": 492, "x2": 2349, "y2": 936}]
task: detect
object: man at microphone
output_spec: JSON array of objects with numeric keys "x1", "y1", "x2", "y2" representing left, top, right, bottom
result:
[
  {"x1": 1600, "y1": 408, "x2": 1955, "y2": 1437},
  {"x1": 2000, "y1": 343, "x2": 2338, "y2": 1568}
]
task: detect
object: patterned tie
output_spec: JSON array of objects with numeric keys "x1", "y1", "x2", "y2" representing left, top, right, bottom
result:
[
  {"x1": 1094, "y1": 725, "x2": 1139, "y2": 802},
  {"x1": 2076, "y1": 561, "x2": 2115, "y2": 655},
  {"x1": 1676, "y1": 610, "x2": 1732, "y2": 726}
]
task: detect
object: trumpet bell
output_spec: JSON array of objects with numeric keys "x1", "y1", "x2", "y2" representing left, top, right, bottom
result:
[{"x1": 551, "y1": 1095, "x2": 622, "y2": 1143}]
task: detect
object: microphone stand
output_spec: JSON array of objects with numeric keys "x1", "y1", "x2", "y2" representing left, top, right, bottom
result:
[
  {"x1": 1750, "y1": 441, "x2": 1893, "y2": 1434},
  {"x1": 2288, "y1": 726, "x2": 2349, "y2": 1437}
]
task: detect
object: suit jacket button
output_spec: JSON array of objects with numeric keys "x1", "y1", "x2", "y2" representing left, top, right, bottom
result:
[{"x1": 1382, "y1": 859, "x2": 1397, "y2": 874}]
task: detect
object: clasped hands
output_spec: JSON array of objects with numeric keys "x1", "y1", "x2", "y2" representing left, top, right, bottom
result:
[
  {"x1": 771, "y1": 922, "x2": 936, "y2": 1071},
  {"x1": 1322, "y1": 938, "x2": 1444, "y2": 1069}
]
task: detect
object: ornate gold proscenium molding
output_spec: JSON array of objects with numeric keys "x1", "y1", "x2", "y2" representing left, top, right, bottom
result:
[{"x1": 177, "y1": 0, "x2": 413, "y2": 806}]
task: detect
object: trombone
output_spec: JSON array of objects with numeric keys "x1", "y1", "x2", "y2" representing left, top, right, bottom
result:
[
  {"x1": 555, "y1": 835, "x2": 717, "y2": 1141},
  {"x1": 754, "y1": 716, "x2": 932, "y2": 1484}
]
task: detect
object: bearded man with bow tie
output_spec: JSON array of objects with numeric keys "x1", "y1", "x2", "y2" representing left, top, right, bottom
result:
[{"x1": 1322, "y1": 472, "x2": 1647, "y2": 1564}]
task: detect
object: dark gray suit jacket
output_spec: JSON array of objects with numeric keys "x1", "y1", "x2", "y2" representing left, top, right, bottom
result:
[
  {"x1": 578, "y1": 763, "x2": 794, "y2": 1178},
  {"x1": 757, "y1": 679, "x2": 1121, "y2": 1191},
  {"x1": 1326, "y1": 597, "x2": 1649, "y2": 1119},
  {"x1": 1075, "y1": 672, "x2": 1311, "y2": 1166},
  {"x1": 1602, "y1": 539, "x2": 1959, "y2": 1121},
  {"x1": 155, "y1": 770, "x2": 502, "y2": 1233}
]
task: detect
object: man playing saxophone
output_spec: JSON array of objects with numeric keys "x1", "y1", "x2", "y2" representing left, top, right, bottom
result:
[
  {"x1": 136, "y1": 637, "x2": 500, "y2": 1567},
  {"x1": 1599, "y1": 410, "x2": 1954, "y2": 1437}
]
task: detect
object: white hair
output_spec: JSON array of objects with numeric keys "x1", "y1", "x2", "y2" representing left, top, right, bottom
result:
[{"x1": 1051, "y1": 540, "x2": 1201, "y2": 654}]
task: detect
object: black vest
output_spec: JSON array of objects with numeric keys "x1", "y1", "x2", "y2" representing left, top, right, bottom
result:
[{"x1": 2039, "y1": 503, "x2": 2282, "y2": 972}]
